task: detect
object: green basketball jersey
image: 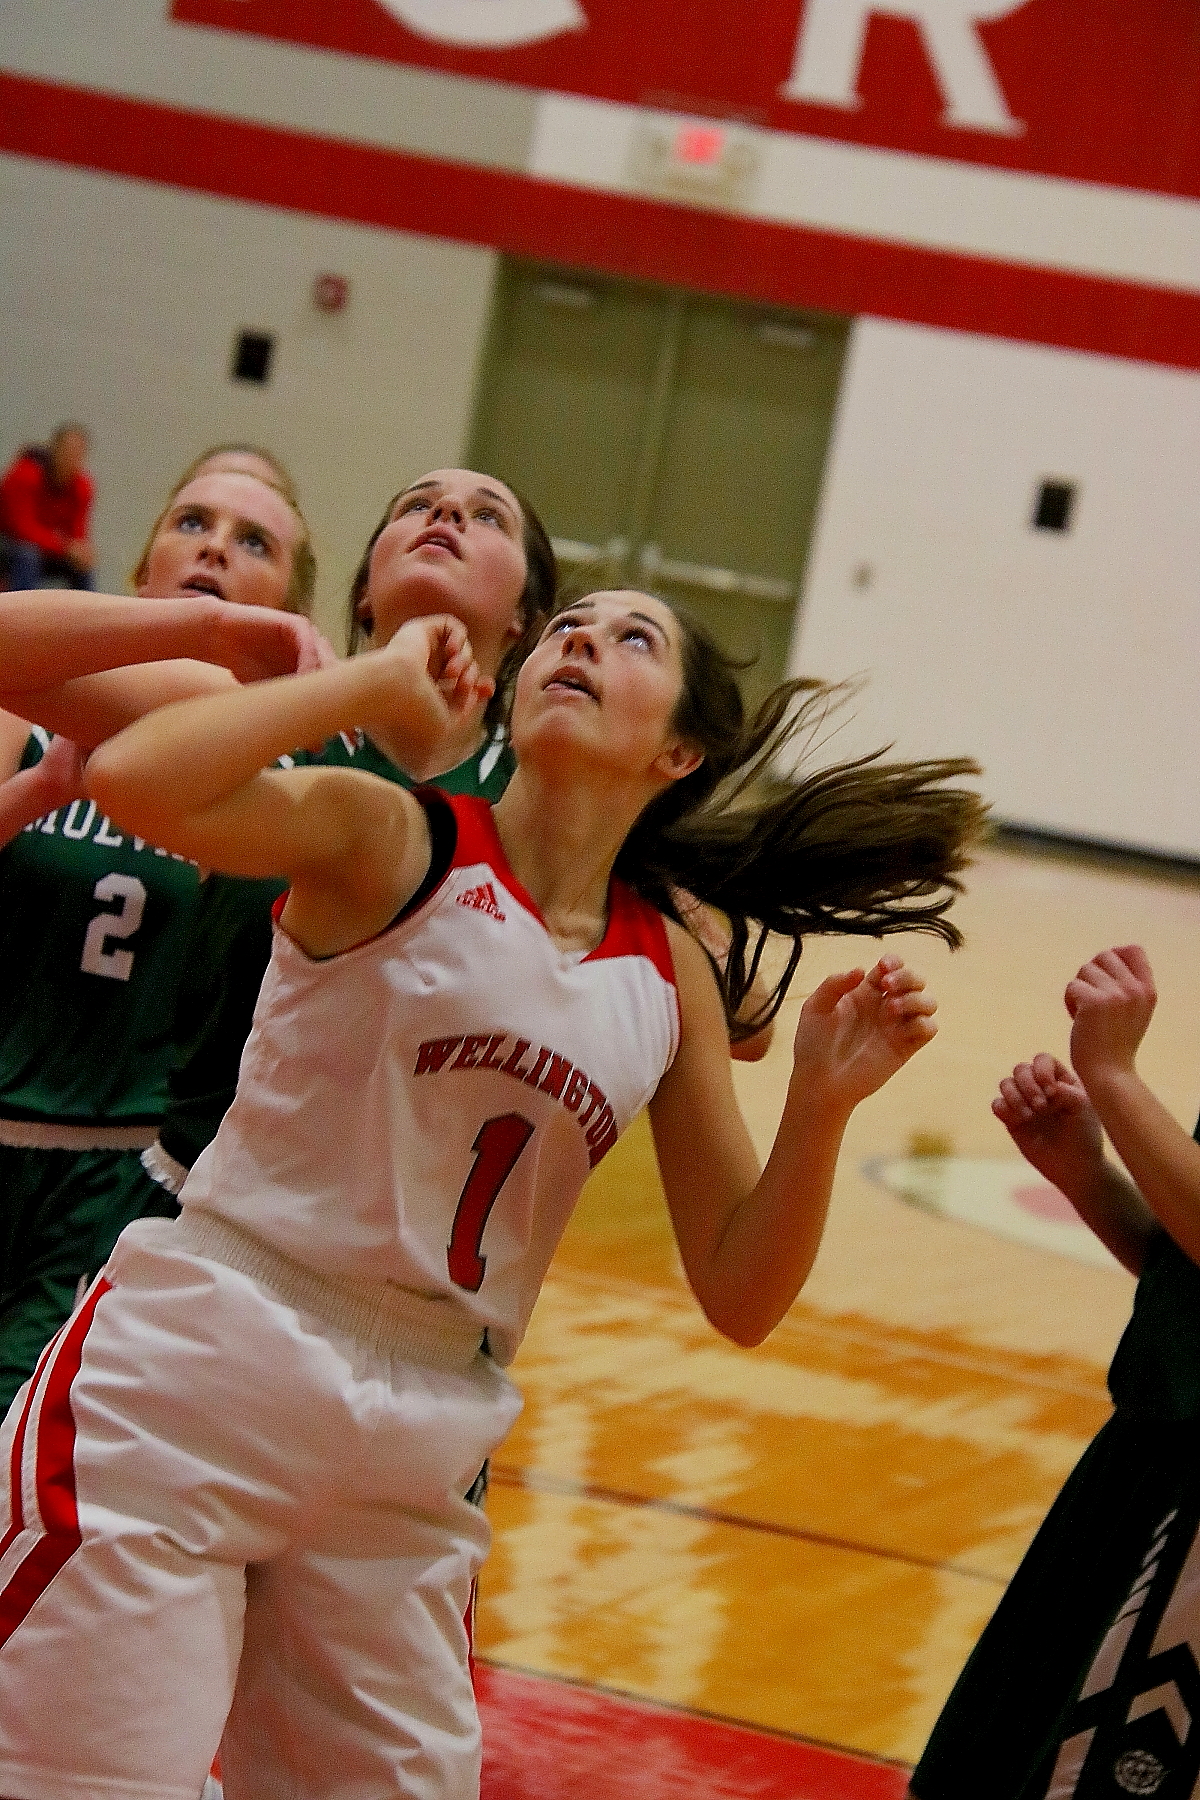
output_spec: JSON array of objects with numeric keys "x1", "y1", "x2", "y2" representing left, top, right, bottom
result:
[
  {"x1": 304, "y1": 726, "x2": 515, "y2": 794},
  {"x1": 0, "y1": 730, "x2": 200, "y2": 1124},
  {"x1": 1105, "y1": 1111, "x2": 1200, "y2": 1422},
  {"x1": 157, "y1": 729, "x2": 515, "y2": 1168}
]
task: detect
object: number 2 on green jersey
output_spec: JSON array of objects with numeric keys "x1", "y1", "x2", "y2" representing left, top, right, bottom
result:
[{"x1": 80, "y1": 873, "x2": 147, "y2": 981}]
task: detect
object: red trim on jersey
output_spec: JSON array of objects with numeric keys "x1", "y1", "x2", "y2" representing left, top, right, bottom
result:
[
  {"x1": 0, "y1": 1278, "x2": 110, "y2": 1649},
  {"x1": 448, "y1": 795, "x2": 544, "y2": 931},
  {"x1": 272, "y1": 790, "x2": 459, "y2": 960},
  {"x1": 587, "y1": 878, "x2": 676, "y2": 989},
  {"x1": 446, "y1": 794, "x2": 676, "y2": 988},
  {"x1": 0, "y1": 1336, "x2": 57, "y2": 1563}
]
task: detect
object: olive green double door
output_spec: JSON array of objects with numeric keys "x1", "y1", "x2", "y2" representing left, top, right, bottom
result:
[{"x1": 467, "y1": 260, "x2": 850, "y2": 709}]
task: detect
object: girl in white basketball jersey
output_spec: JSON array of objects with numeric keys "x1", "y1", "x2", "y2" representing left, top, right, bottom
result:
[{"x1": 0, "y1": 588, "x2": 985, "y2": 1800}]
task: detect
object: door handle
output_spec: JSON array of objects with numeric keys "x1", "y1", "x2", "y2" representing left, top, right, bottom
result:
[
  {"x1": 550, "y1": 536, "x2": 629, "y2": 569},
  {"x1": 637, "y1": 543, "x2": 794, "y2": 605}
]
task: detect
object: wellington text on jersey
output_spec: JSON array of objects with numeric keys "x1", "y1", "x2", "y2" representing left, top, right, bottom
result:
[{"x1": 415, "y1": 1031, "x2": 620, "y2": 1165}]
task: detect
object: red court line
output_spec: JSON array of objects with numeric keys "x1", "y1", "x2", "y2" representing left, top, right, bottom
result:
[
  {"x1": 1, "y1": 72, "x2": 1198, "y2": 370},
  {"x1": 478, "y1": 1661, "x2": 911, "y2": 1800},
  {"x1": 490, "y1": 1462, "x2": 1005, "y2": 1588}
]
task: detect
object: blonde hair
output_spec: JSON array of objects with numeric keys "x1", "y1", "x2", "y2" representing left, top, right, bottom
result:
[{"x1": 131, "y1": 445, "x2": 315, "y2": 616}]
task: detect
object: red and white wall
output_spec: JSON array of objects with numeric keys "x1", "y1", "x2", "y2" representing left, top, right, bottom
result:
[{"x1": 1, "y1": 0, "x2": 1197, "y2": 853}]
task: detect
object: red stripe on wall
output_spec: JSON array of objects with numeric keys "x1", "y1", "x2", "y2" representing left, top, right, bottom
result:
[
  {"x1": 1, "y1": 71, "x2": 1198, "y2": 370},
  {"x1": 0, "y1": 1278, "x2": 110, "y2": 1648}
]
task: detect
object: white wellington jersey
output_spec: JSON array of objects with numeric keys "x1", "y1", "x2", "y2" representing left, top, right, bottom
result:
[{"x1": 180, "y1": 792, "x2": 680, "y2": 1364}]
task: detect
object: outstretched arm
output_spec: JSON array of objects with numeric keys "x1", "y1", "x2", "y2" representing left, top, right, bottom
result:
[
  {"x1": 650, "y1": 940, "x2": 936, "y2": 1345},
  {"x1": 85, "y1": 617, "x2": 490, "y2": 954},
  {"x1": 0, "y1": 590, "x2": 323, "y2": 749},
  {"x1": 1065, "y1": 945, "x2": 1200, "y2": 1269},
  {"x1": 993, "y1": 1053, "x2": 1157, "y2": 1275}
]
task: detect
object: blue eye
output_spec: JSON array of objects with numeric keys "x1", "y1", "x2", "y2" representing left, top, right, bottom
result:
[{"x1": 176, "y1": 512, "x2": 204, "y2": 533}]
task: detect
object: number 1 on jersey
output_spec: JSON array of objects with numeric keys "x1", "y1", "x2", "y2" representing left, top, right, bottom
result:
[{"x1": 447, "y1": 1113, "x2": 535, "y2": 1292}]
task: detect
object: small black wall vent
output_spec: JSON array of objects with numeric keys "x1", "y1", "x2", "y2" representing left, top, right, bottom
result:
[
  {"x1": 232, "y1": 330, "x2": 275, "y2": 385},
  {"x1": 1032, "y1": 479, "x2": 1077, "y2": 533}
]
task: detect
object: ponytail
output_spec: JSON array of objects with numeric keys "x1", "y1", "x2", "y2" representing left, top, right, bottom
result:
[{"x1": 607, "y1": 606, "x2": 988, "y2": 1038}]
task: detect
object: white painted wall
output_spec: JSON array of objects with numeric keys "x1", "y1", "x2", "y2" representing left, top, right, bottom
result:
[
  {"x1": 790, "y1": 319, "x2": 1200, "y2": 859},
  {"x1": 4, "y1": 153, "x2": 1197, "y2": 860},
  {"x1": 0, "y1": 154, "x2": 498, "y2": 641}
]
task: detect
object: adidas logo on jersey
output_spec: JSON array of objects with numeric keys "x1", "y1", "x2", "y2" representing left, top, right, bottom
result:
[{"x1": 457, "y1": 881, "x2": 506, "y2": 922}]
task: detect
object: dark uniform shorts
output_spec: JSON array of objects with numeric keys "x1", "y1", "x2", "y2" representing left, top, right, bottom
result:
[
  {"x1": 911, "y1": 1410, "x2": 1200, "y2": 1800},
  {"x1": 0, "y1": 1146, "x2": 178, "y2": 1411}
]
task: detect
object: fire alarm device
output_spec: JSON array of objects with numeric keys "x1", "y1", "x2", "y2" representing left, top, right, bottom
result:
[{"x1": 312, "y1": 273, "x2": 350, "y2": 313}]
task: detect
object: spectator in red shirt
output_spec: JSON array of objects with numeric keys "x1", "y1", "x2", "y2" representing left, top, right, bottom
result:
[{"x1": 0, "y1": 423, "x2": 96, "y2": 591}]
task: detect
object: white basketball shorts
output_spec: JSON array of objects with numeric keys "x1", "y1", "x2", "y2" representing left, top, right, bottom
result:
[{"x1": 0, "y1": 1216, "x2": 522, "y2": 1800}]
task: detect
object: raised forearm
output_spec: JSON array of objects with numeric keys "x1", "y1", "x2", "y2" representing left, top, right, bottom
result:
[
  {"x1": 0, "y1": 592, "x2": 228, "y2": 694},
  {"x1": 698, "y1": 1076, "x2": 853, "y2": 1346},
  {"x1": 1084, "y1": 1069, "x2": 1200, "y2": 1268},
  {"x1": 1055, "y1": 1157, "x2": 1157, "y2": 1274},
  {"x1": 85, "y1": 654, "x2": 432, "y2": 835},
  {"x1": 7, "y1": 663, "x2": 236, "y2": 751}
]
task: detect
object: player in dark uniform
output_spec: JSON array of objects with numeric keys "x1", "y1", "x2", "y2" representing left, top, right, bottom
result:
[
  {"x1": 0, "y1": 463, "x2": 317, "y2": 1406},
  {"x1": 0, "y1": 744, "x2": 201, "y2": 1402},
  {"x1": 911, "y1": 945, "x2": 1200, "y2": 1800}
]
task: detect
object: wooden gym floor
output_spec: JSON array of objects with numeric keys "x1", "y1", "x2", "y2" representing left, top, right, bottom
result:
[{"x1": 474, "y1": 838, "x2": 1200, "y2": 1796}]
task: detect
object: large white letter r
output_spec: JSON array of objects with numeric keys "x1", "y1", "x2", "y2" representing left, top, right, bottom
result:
[{"x1": 782, "y1": 0, "x2": 1028, "y2": 135}]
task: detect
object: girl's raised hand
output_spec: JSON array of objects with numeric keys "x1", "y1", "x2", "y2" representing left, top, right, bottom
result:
[
  {"x1": 0, "y1": 733, "x2": 87, "y2": 849},
  {"x1": 210, "y1": 603, "x2": 328, "y2": 684},
  {"x1": 792, "y1": 954, "x2": 937, "y2": 1110},
  {"x1": 362, "y1": 617, "x2": 495, "y2": 771},
  {"x1": 1066, "y1": 945, "x2": 1157, "y2": 1087},
  {"x1": 304, "y1": 629, "x2": 341, "y2": 673},
  {"x1": 993, "y1": 1053, "x2": 1105, "y2": 1192},
  {"x1": 381, "y1": 615, "x2": 494, "y2": 718}
]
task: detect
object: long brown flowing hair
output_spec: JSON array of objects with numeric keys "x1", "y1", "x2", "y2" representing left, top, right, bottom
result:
[{"x1": 591, "y1": 596, "x2": 988, "y2": 1038}]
